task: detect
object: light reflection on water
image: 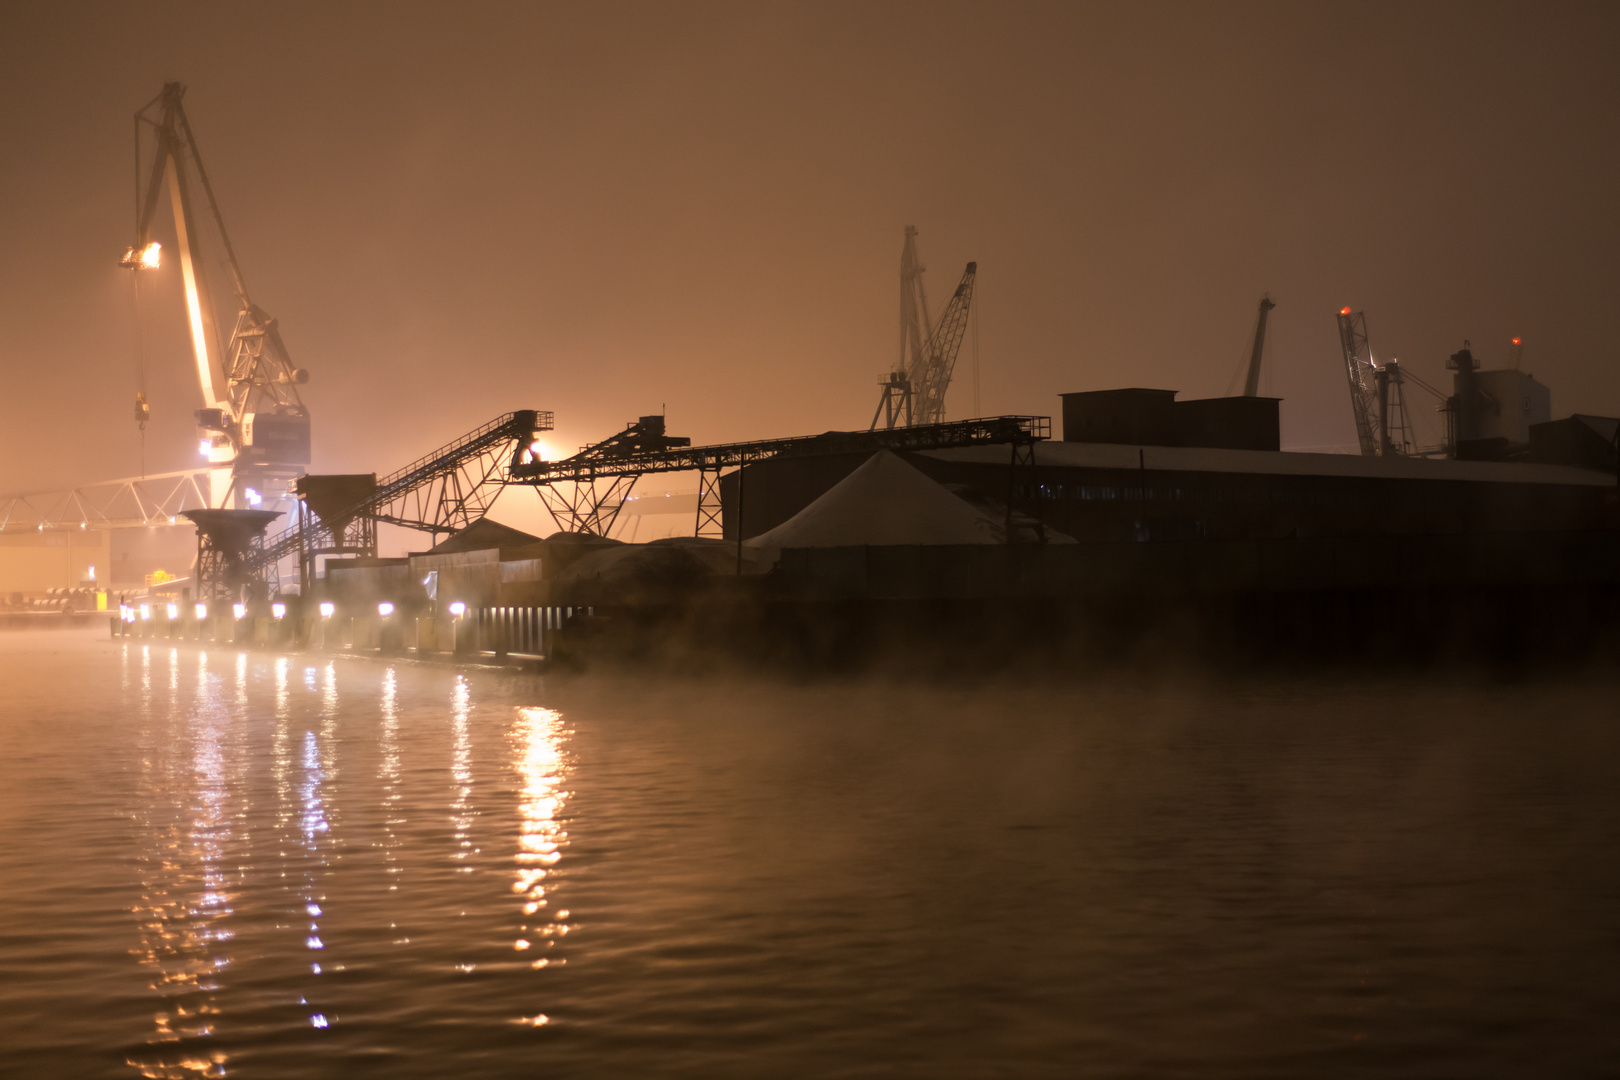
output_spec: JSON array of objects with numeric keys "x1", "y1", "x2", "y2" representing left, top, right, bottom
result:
[
  {"x1": 7, "y1": 633, "x2": 1620, "y2": 1077},
  {"x1": 380, "y1": 668, "x2": 402, "y2": 893},
  {"x1": 127, "y1": 646, "x2": 233, "y2": 1079},
  {"x1": 450, "y1": 676, "x2": 475, "y2": 873},
  {"x1": 511, "y1": 706, "x2": 570, "y2": 995},
  {"x1": 114, "y1": 647, "x2": 578, "y2": 1075}
]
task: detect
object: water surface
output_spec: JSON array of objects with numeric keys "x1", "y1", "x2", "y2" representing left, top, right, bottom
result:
[{"x1": 2, "y1": 630, "x2": 1618, "y2": 1077}]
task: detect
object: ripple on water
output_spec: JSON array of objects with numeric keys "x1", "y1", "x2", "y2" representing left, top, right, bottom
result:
[{"x1": 1, "y1": 631, "x2": 1620, "y2": 1077}]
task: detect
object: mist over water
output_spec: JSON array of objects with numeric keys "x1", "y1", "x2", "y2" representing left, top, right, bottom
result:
[{"x1": 2, "y1": 631, "x2": 1618, "y2": 1077}]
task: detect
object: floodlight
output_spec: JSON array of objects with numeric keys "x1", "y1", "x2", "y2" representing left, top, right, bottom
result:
[{"x1": 120, "y1": 241, "x2": 161, "y2": 270}]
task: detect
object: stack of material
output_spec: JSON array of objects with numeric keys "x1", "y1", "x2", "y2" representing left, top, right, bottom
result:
[
  {"x1": 423, "y1": 517, "x2": 543, "y2": 556},
  {"x1": 744, "y1": 450, "x2": 1066, "y2": 564}
]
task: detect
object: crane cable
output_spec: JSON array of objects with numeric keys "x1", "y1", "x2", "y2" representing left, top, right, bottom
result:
[
  {"x1": 130, "y1": 114, "x2": 150, "y2": 477},
  {"x1": 971, "y1": 269, "x2": 981, "y2": 417}
]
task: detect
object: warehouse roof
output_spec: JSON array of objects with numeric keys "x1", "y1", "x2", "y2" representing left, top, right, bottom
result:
[{"x1": 921, "y1": 441, "x2": 1616, "y2": 486}]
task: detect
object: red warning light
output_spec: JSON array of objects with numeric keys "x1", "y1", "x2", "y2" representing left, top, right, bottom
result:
[
  {"x1": 1339, "y1": 307, "x2": 1352, "y2": 316},
  {"x1": 1511, "y1": 337, "x2": 1521, "y2": 345}
]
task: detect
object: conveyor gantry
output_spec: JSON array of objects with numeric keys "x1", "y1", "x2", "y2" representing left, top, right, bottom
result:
[
  {"x1": 510, "y1": 414, "x2": 1051, "y2": 537},
  {"x1": 243, "y1": 410, "x2": 551, "y2": 595}
]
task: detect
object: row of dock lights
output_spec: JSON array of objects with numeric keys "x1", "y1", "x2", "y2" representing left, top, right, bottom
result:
[{"x1": 117, "y1": 597, "x2": 474, "y2": 634}]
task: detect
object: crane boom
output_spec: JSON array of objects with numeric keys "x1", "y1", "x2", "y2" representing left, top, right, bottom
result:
[
  {"x1": 899, "y1": 226, "x2": 932, "y2": 398},
  {"x1": 871, "y1": 227, "x2": 977, "y2": 430},
  {"x1": 128, "y1": 88, "x2": 230, "y2": 409},
  {"x1": 1242, "y1": 296, "x2": 1275, "y2": 398},
  {"x1": 121, "y1": 83, "x2": 310, "y2": 511},
  {"x1": 1336, "y1": 307, "x2": 1380, "y2": 456},
  {"x1": 908, "y1": 261, "x2": 977, "y2": 426}
]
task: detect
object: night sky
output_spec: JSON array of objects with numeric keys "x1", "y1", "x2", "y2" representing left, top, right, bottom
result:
[{"x1": 3, "y1": 2, "x2": 1617, "y2": 513}]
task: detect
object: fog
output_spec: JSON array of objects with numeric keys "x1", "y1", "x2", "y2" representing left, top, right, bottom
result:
[{"x1": 3, "y1": 2, "x2": 1618, "y2": 542}]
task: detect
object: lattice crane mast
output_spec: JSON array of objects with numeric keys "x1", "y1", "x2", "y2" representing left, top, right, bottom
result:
[
  {"x1": 1336, "y1": 306, "x2": 1422, "y2": 457},
  {"x1": 1336, "y1": 307, "x2": 1381, "y2": 456},
  {"x1": 119, "y1": 83, "x2": 310, "y2": 511},
  {"x1": 872, "y1": 228, "x2": 978, "y2": 429}
]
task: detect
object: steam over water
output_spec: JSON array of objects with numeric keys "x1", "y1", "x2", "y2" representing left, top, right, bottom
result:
[{"x1": 3, "y1": 631, "x2": 1620, "y2": 1077}]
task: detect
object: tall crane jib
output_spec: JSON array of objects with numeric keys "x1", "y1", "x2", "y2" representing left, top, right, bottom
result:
[
  {"x1": 872, "y1": 227, "x2": 978, "y2": 430},
  {"x1": 119, "y1": 83, "x2": 311, "y2": 513},
  {"x1": 1242, "y1": 297, "x2": 1275, "y2": 398},
  {"x1": 1336, "y1": 308, "x2": 1381, "y2": 457}
]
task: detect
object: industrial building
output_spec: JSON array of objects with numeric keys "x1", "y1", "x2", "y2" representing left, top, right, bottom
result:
[
  {"x1": 38, "y1": 88, "x2": 1620, "y2": 661},
  {"x1": 719, "y1": 387, "x2": 1618, "y2": 546}
]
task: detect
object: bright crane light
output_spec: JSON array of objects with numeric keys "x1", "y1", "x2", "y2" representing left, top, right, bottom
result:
[
  {"x1": 319, "y1": 602, "x2": 335, "y2": 619},
  {"x1": 232, "y1": 603, "x2": 246, "y2": 620},
  {"x1": 272, "y1": 602, "x2": 286, "y2": 619},
  {"x1": 448, "y1": 601, "x2": 466, "y2": 617},
  {"x1": 166, "y1": 604, "x2": 179, "y2": 620},
  {"x1": 121, "y1": 241, "x2": 161, "y2": 270},
  {"x1": 195, "y1": 603, "x2": 208, "y2": 619},
  {"x1": 377, "y1": 602, "x2": 395, "y2": 617}
]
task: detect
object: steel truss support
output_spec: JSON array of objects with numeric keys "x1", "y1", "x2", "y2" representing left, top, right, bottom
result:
[
  {"x1": 536, "y1": 473, "x2": 641, "y2": 537},
  {"x1": 370, "y1": 436, "x2": 516, "y2": 537},
  {"x1": 514, "y1": 413, "x2": 1053, "y2": 539},
  {"x1": 296, "y1": 501, "x2": 377, "y2": 595},
  {"x1": 694, "y1": 468, "x2": 725, "y2": 538},
  {"x1": 248, "y1": 409, "x2": 551, "y2": 589},
  {"x1": 195, "y1": 533, "x2": 275, "y2": 601},
  {"x1": 870, "y1": 374, "x2": 912, "y2": 431},
  {"x1": 1005, "y1": 438, "x2": 1045, "y2": 544}
]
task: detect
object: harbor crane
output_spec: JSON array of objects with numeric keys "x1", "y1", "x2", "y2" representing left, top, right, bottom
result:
[
  {"x1": 1337, "y1": 307, "x2": 1391, "y2": 455},
  {"x1": 1336, "y1": 307, "x2": 1456, "y2": 457},
  {"x1": 871, "y1": 228, "x2": 978, "y2": 429},
  {"x1": 1242, "y1": 297, "x2": 1275, "y2": 397},
  {"x1": 119, "y1": 83, "x2": 310, "y2": 513}
]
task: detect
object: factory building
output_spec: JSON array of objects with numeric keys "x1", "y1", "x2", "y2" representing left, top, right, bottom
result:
[{"x1": 721, "y1": 388, "x2": 1619, "y2": 544}]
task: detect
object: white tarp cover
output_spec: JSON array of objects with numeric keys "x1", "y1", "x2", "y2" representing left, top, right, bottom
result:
[{"x1": 746, "y1": 450, "x2": 1007, "y2": 550}]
